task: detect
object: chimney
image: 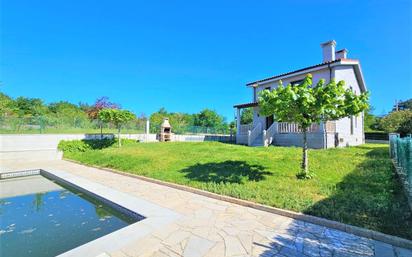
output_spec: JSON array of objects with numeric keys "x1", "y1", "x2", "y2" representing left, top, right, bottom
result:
[
  {"x1": 320, "y1": 40, "x2": 336, "y2": 62},
  {"x1": 335, "y1": 49, "x2": 348, "y2": 59}
]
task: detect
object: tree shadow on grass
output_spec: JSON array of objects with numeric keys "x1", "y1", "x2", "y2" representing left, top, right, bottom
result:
[
  {"x1": 180, "y1": 161, "x2": 272, "y2": 184},
  {"x1": 304, "y1": 145, "x2": 412, "y2": 240}
]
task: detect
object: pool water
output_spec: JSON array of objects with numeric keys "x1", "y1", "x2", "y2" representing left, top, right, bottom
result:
[{"x1": 0, "y1": 175, "x2": 141, "y2": 257}]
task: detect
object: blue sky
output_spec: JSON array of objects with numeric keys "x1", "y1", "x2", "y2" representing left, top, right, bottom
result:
[{"x1": 1, "y1": 0, "x2": 411, "y2": 120}]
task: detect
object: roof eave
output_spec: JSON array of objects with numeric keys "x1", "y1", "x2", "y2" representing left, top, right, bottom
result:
[
  {"x1": 352, "y1": 63, "x2": 367, "y2": 92},
  {"x1": 246, "y1": 60, "x2": 343, "y2": 87},
  {"x1": 245, "y1": 59, "x2": 366, "y2": 92}
]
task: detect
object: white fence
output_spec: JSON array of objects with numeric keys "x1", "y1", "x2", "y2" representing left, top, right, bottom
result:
[
  {"x1": 239, "y1": 124, "x2": 253, "y2": 135},
  {"x1": 277, "y1": 122, "x2": 320, "y2": 133}
]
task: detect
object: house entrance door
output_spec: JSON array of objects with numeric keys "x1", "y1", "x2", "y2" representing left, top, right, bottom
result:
[{"x1": 266, "y1": 115, "x2": 274, "y2": 129}]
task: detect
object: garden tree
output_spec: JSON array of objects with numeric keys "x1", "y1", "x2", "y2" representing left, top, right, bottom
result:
[
  {"x1": 87, "y1": 97, "x2": 119, "y2": 136},
  {"x1": 193, "y1": 109, "x2": 224, "y2": 128},
  {"x1": 48, "y1": 101, "x2": 89, "y2": 128},
  {"x1": 380, "y1": 110, "x2": 412, "y2": 135},
  {"x1": 240, "y1": 108, "x2": 253, "y2": 124},
  {"x1": 0, "y1": 92, "x2": 15, "y2": 116},
  {"x1": 98, "y1": 108, "x2": 136, "y2": 147},
  {"x1": 259, "y1": 74, "x2": 369, "y2": 179},
  {"x1": 149, "y1": 108, "x2": 194, "y2": 134},
  {"x1": 172, "y1": 112, "x2": 194, "y2": 133},
  {"x1": 364, "y1": 106, "x2": 381, "y2": 132},
  {"x1": 14, "y1": 97, "x2": 47, "y2": 117},
  {"x1": 86, "y1": 96, "x2": 119, "y2": 120},
  {"x1": 393, "y1": 99, "x2": 412, "y2": 111}
]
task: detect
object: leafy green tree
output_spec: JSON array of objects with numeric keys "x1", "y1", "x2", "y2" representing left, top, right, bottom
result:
[
  {"x1": 0, "y1": 92, "x2": 15, "y2": 117},
  {"x1": 87, "y1": 97, "x2": 119, "y2": 120},
  {"x1": 98, "y1": 109, "x2": 136, "y2": 147},
  {"x1": 48, "y1": 101, "x2": 89, "y2": 128},
  {"x1": 258, "y1": 74, "x2": 369, "y2": 179},
  {"x1": 87, "y1": 97, "x2": 119, "y2": 136},
  {"x1": 364, "y1": 106, "x2": 381, "y2": 132},
  {"x1": 393, "y1": 99, "x2": 412, "y2": 111},
  {"x1": 14, "y1": 97, "x2": 47, "y2": 117},
  {"x1": 240, "y1": 108, "x2": 253, "y2": 124},
  {"x1": 149, "y1": 108, "x2": 194, "y2": 134},
  {"x1": 193, "y1": 109, "x2": 224, "y2": 128},
  {"x1": 380, "y1": 110, "x2": 412, "y2": 135}
]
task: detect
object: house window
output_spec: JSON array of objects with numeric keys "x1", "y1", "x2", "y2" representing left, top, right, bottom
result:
[
  {"x1": 290, "y1": 79, "x2": 304, "y2": 86},
  {"x1": 350, "y1": 116, "x2": 354, "y2": 135},
  {"x1": 265, "y1": 86, "x2": 271, "y2": 91}
]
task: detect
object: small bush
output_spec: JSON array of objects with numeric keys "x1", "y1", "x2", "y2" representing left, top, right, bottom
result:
[
  {"x1": 58, "y1": 140, "x2": 92, "y2": 152},
  {"x1": 58, "y1": 138, "x2": 138, "y2": 152},
  {"x1": 380, "y1": 110, "x2": 412, "y2": 135}
]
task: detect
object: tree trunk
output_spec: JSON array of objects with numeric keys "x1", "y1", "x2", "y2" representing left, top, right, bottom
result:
[
  {"x1": 301, "y1": 128, "x2": 308, "y2": 176},
  {"x1": 117, "y1": 127, "x2": 121, "y2": 147}
]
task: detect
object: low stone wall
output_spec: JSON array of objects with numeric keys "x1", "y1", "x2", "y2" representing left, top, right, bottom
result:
[
  {"x1": 120, "y1": 133, "x2": 157, "y2": 142},
  {"x1": 172, "y1": 134, "x2": 234, "y2": 143}
]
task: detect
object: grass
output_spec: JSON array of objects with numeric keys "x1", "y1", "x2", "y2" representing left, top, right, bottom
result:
[{"x1": 62, "y1": 142, "x2": 412, "y2": 239}]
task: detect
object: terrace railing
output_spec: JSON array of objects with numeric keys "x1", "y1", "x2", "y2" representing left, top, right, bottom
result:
[
  {"x1": 239, "y1": 124, "x2": 253, "y2": 135},
  {"x1": 277, "y1": 122, "x2": 320, "y2": 133},
  {"x1": 248, "y1": 122, "x2": 262, "y2": 146}
]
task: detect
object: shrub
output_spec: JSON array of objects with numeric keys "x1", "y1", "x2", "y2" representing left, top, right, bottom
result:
[
  {"x1": 58, "y1": 140, "x2": 92, "y2": 152},
  {"x1": 58, "y1": 138, "x2": 138, "y2": 152}
]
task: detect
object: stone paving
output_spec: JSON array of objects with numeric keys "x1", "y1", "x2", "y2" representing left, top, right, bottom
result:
[{"x1": 2, "y1": 160, "x2": 412, "y2": 257}]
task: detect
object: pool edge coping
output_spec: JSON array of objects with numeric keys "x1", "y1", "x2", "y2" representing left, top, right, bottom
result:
[
  {"x1": 1, "y1": 168, "x2": 181, "y2": 257},
  {"x1": 63, "y1": 158, "x2": 412, "y2": 250}
]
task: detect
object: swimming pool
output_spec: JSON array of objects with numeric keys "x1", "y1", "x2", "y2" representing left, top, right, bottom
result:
[{"x1": 0, "y1": 171, "x2": 144, "y2": 257}]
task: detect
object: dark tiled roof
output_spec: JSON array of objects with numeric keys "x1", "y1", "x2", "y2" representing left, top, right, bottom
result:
[
  {"x1": 246, "y1": 59, "x2": 342, "y2": 86},
  {"x1": 233, "y1": 102, "x2": 258, "y2": 108}
]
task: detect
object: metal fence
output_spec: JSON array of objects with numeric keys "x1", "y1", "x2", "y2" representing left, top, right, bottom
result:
[
  {"x1": 0, "y1": 116, "x2": 146, "y2": 134},
  {"x1": 389, "y1": 133, "x2": 412, "y2": 208},
  {"x1": 172, "y1": 125, "x2": 232, "y2": 135},
  {"x1": 365, "y1": 132, "x2": 389, "y2": 141},
  {"x1": 0, "y1": 116, "x2": 232, "y2": 135}
]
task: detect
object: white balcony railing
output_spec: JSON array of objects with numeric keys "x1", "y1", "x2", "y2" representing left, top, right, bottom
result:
[{"x1": 277, "y1": 122, "x2": 320, "y2": 133}]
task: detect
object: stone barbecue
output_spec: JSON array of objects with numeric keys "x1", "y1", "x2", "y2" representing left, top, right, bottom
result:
[{"x1": 159, "y1": 118, "x2": 172, "y2": 142}]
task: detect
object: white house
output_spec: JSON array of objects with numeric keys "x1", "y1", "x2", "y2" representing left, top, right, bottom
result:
[{"x1": 234, "y1": 40, "x2": 367, "y2": 148}]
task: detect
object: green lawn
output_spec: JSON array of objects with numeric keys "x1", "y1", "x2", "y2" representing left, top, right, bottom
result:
[{"x1": 62, "y1": 142, "x2": 412, "y2": 239}]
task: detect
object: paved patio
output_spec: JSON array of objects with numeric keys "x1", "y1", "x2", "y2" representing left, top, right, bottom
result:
[{"x1": 2, "y1": 159, "x2": 411, "y2": 257}]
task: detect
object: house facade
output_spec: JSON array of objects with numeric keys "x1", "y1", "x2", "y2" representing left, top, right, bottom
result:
[{"x1": 234, "y1": 40, "x2": 367, "y2": 148}]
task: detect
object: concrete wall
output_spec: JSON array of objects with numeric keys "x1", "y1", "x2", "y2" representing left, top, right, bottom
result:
[
  {"x1": 121, "y1": 133, "x2": 157, "y2": 142},
  {"x1": 236, "y1": 134, "x2": 248, "y2": 145},
  {"x1": 0, "y1": 133, "x2": 233, "y2": 161},
  {"x1": 172, "y1": 134, "x2": 234, "y2": 143},
  {"x1": 0, "y1": 134, "x2": 119, "y2": 161},
  {"x1": 334, "y1": 66, "x2": 364, "y2": 147},
  {"x1": 272, "y1": 132, "x2": 325, "y2": 149}
]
